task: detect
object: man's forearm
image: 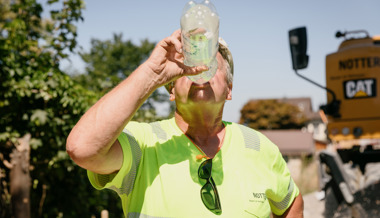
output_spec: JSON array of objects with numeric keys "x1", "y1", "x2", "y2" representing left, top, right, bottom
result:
[{"x1": 66, "y1": 63, "x2": 159, "y2": 171}]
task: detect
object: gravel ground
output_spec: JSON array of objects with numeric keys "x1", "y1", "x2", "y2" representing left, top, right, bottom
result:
[
  {"x1": 303, "y1": 191, "x2": 325, "y2": 218},
  {"x1": 332, "y1": 182, "x2": 380, "y2": 218},
  {"x1": 303, "y1": 182, "x2": 380, "y2": 218}
]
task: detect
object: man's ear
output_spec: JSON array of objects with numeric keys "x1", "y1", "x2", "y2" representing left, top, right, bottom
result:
[
  {"x1": 170, "y1": 93, "x2": 175, "y2": 101},
  {"x1": 169, "y1": 84, "x2": 175, "y2": 101},
  {"x1": 226, "y1": 83, "x2": 232, "y2": 100}
]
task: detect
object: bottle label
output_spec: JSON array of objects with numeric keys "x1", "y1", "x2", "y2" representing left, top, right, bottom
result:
[{"x1": 182, "y1": 29, "x2": 213, "y2": 66}]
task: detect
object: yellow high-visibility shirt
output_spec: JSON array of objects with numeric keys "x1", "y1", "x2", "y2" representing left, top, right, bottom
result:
[{"x1": 88, "y1": 118, "x2": 299, "y2": 217}]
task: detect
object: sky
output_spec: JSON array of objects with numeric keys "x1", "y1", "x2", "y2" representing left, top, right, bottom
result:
[{"x1": 59, "y1": 0, "x2": 380, "y2": 123}]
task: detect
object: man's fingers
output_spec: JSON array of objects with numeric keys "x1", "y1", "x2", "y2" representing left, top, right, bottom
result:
[
  {"x1": 184, "y1": 65, "x2": 209, "y2": 76},
  {"x1": 172, "y1": 29, "x2": 181, "y2": 38},
  {"x1": 162, "y1": 29, "x2": 182, "y2": 54},
  {"x1": 158, "y1": 30, "x2": 180, "y2": 52},
  {"x1": 172, "y1": 29, "x2": 183, "y2": 53}
]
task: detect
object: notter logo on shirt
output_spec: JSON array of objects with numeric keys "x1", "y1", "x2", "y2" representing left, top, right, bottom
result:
[{"x1": 250, "y1": 192, "x2": 267, "y2": 203}]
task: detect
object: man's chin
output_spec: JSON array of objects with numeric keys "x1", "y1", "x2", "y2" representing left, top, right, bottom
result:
[{"x1": 188, "y1": 91, "x2": 215, "y2": 103}]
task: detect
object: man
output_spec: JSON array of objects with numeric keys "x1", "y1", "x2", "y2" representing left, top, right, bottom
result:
[{"x1": 66, "y1": 30, "x2": 303, "y2": 217}]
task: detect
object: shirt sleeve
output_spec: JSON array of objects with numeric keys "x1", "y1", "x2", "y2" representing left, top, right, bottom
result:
[
  {"x1": 87, "y1": 132, "x2": 133, "y2": 193},
  {"x1": 260, "y1": 134, "x2": 300, "y2": 216}
]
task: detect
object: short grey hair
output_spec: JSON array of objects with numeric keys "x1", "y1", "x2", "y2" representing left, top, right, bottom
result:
[
  {"x1": 219, "y1": 37, "x2": 234, "y2": 85},
  {"x1": 164, "y1": 37, "x2": 234, "y2": 92}
]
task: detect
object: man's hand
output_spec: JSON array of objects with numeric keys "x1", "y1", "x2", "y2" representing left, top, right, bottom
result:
[{"x1": 145, "y1": 29, "x2": 208, "y2": 87}]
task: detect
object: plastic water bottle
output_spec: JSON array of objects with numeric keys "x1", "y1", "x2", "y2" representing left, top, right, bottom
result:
[{"x1": 180, "y1": 0, "x2": 219, "y2": 84}]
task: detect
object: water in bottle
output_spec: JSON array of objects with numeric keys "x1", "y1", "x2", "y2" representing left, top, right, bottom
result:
[{"x1": 180, "y1": 0, "x2": 219, "y2": 84}]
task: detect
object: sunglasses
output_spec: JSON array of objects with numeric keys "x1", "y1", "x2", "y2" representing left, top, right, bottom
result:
[{"x1": 198, "y1": 158, "x2": 222, "y2": 215}]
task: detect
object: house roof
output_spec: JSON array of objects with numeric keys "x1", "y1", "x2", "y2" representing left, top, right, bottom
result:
[
  {"x1": 260, "y1": 129, "x2": 315, "y2": 156},
  {"x1": 279, "y1": 97, "x2": 321, "y2": 120}
]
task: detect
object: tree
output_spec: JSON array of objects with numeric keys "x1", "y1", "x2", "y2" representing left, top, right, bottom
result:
[
  {"x1": 73, "y1": 33, "x2": 173, "y2": 121},
  {"x1": 239, "y1": 99, "x2": 308, "y2": 130},
  {"x1": 0, "y1": 0, "x2": 124, "y2": 217}
]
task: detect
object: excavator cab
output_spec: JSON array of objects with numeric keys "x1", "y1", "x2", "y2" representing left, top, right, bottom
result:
[{"x1": 288, "y1": 27, "x2": 380, "y2": 217}]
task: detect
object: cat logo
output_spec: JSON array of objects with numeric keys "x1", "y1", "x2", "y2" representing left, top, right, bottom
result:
[{"x1": 344, "y1": 78, "x2": 377, "y2": 99}]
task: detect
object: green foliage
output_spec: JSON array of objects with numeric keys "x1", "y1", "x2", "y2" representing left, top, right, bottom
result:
[
  {"x1": 73, "y1": 33, "x2": 173, "y2": 121},
  {"x1": 239, "y1": 99, "x2": 308, "y2": 130},
  {"x1": 77, "y1": 34, "x2": 154, "y2": 92},
  {"x1": 0, "y1": 0, "x2": 122, "y2": 217}
]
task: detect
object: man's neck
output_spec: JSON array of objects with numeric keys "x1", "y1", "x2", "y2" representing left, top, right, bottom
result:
[{"x1": 174, "y1": 110, "x2": 226, "y2": 158}]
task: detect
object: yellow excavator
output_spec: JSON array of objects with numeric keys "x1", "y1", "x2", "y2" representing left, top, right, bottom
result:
[{"x1": 289, "y1": 27, "x2": 380, "y2": 217}]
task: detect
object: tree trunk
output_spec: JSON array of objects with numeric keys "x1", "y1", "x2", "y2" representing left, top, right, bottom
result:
[{"x1": 10, "y1": 133, "x2": 31, "y2": 218}]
